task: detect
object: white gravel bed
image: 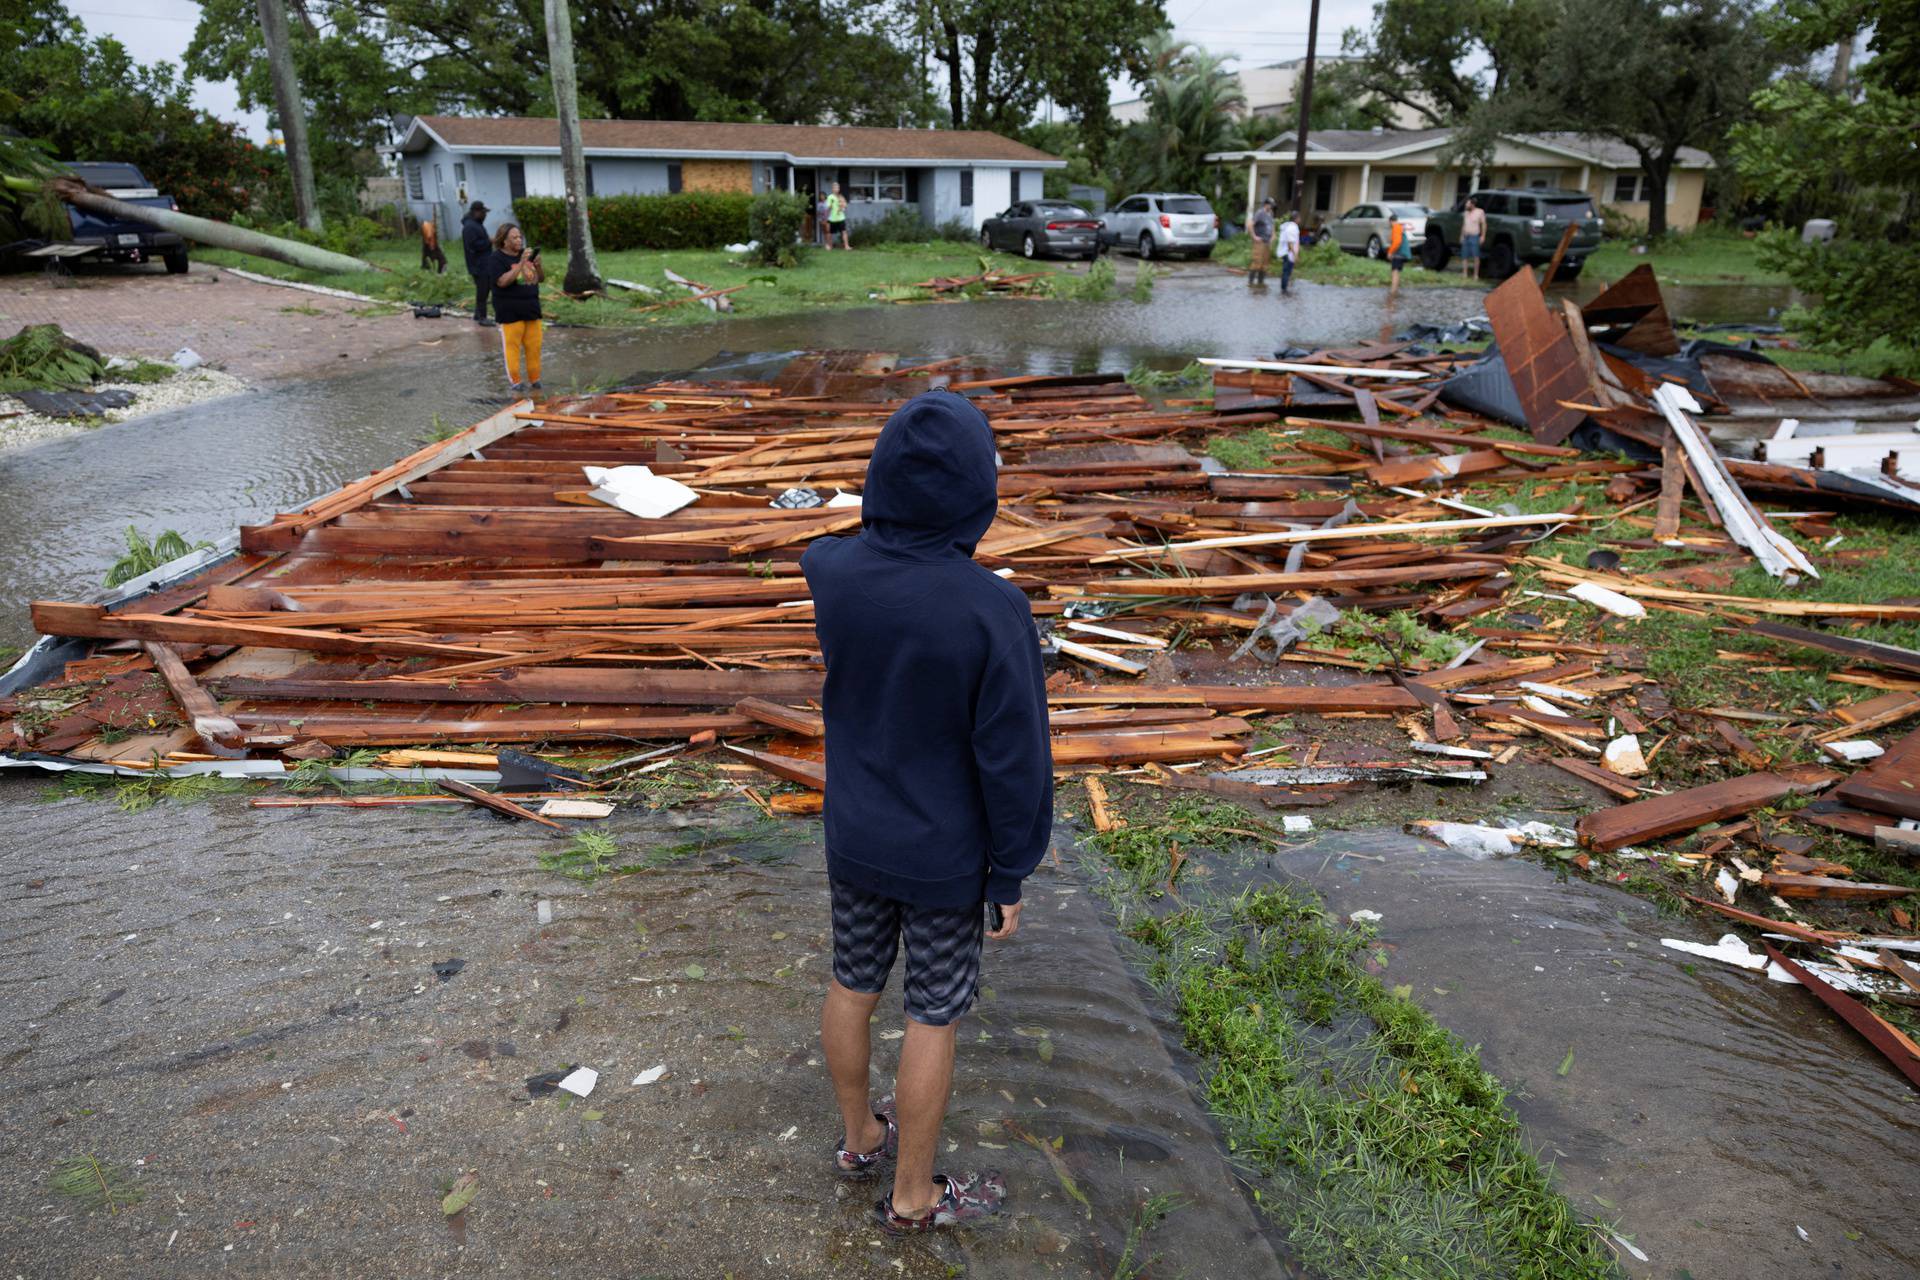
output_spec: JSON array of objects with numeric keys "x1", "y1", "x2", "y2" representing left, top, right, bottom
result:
[{"x1": 0, "y1": 366, "x2": 250, "y2": 452}]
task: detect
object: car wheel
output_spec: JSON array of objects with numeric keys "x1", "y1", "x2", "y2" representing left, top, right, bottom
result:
[
  {"x1": 1487, "y1": 240, "x2": 1517, "y2": 279},
  {"x1": 1190, "y1": 247, "x2": 1213, "y2": 260},
  {"x1": 980, "y1": 228, "x2": 993, "y2": 249},
  {"x1": 1366, "y1": 234, "x2": 1384, "y2": 260},
  {"x1": 164, "y1": 250, "x2": 189, "y2": 275},
  {"x1": 1554, "y1": 257, "x2": 1585, "y2": 282},
  {"x1": 1137, "y1": 233, "x2": 1155, "y2": 260},
  {"x1": 1420, "y1": 236, "x2": 1451, "y2": 272},
  {"x1": 1022, "y1": 233, "x2": 1037, "y2": 259}
]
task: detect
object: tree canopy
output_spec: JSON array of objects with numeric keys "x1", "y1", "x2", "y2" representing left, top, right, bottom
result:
[
  {"x1": 1112, "y1": 38, "x2": 1245, "y2": 198},
  {"x1": 185, "y1": 0, "x2": 937, "y2": 155},
  {"x1": 1, "y1": 0, "x2": 271, "y2": 221},
  {"x1": 1733, "y1": 0, "x2": 1920, "y2": 366}
]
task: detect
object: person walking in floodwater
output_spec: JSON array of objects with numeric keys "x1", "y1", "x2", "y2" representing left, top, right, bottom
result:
[
  {"x1": 1386, "y1": 210, "x2": 1411, "y2": 298},
  {"x1": 484, "y1": 223, "x2": 544, "y2": 396},
  {"x1": 801, "y1": 389, "x2": 1053, "y2": 1234}
]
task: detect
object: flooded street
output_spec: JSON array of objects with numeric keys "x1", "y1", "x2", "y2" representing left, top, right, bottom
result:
[
  {"x1": 1241, "y1": 833, "x2": 1920, "y2": 1279},
  {"x1": 0, "y1": 784, "x2": 1283, "y2": 1277}
]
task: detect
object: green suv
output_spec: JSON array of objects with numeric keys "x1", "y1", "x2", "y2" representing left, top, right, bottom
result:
[{"x1": 1421, "y1": 188, "x2": 1603, "y2": 280}]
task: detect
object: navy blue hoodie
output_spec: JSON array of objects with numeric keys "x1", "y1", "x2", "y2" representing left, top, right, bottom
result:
[{"x1": 801, "y1": 390, "x2": 1053, "y2": 907}]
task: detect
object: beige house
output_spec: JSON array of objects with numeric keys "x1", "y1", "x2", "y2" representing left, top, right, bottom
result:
[{"x1": 1207, "y1": 128, "x2": 1714, "y2": 231}]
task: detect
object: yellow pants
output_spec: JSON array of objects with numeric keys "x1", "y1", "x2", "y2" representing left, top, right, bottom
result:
[{"x1": 500, "y1": 319, "x2": 543, "y2": 385}]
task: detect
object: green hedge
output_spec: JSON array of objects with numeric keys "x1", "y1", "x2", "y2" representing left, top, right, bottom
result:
[{"x1": 511, "y1": 193, "x2": 755, "y2": 252}]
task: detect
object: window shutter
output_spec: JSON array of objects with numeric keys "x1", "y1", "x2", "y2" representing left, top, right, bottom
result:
[
  {"x1": 1010, "y1": 170, "x2": 1021, "y2": 202},
  {"x1": 837, "y1": 167, "x2": 850, "y2": 194},
  {"x1": 507, "y1": 161, "x2": 527, "y2": 200},
  {"x1": 585, "y1": 163, "x2": 595, "y2": 198},
  {"x1": 905, "y1": 168, "x2": 920, "y2": 202},
  {"x1": 960, "y1": 170, "x2": 973, "y2": 206},
  {"x1": 667, "y1": 162, "x2": 682, "y2": 194}
]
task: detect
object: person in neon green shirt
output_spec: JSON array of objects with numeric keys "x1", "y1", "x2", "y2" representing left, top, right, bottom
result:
[{"x1": 825, "y1": 182, "x2": 850, "y2": 250}]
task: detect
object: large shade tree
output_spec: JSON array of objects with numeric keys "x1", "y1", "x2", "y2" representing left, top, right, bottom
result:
[{"x1": 1733, "y1": 0, "x2": 1920, "y2": 365}]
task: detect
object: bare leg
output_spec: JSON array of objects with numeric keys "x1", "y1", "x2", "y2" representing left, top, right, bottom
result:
[
  {"x1": 822, "y1": 979, "x2": 887, "y2": 1153},
  {"x1": 888, "y1": 1017, "x2": 958, "y2": 1216}
]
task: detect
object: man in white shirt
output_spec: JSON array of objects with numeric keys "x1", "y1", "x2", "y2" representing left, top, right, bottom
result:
[{"x1": 1276, "y1": 210, "x2": 1302, "y2": 294}]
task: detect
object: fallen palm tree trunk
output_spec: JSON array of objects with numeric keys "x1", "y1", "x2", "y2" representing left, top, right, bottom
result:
[{"x1": 48, "y1": 177, "x2": 379, "y2": 274}]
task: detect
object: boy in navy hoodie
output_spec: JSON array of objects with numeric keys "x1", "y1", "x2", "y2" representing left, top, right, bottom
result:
[{"x1": 801, "y1": 388, "x2": 1053, "y2": 1233}]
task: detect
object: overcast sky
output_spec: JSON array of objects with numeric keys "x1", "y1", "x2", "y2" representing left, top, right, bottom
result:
[{"x1": 71, "y1": 0, "x2": 1381, "y2": 137}]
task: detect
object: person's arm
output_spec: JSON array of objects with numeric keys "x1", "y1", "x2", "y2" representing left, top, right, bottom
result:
[{"x1": 971, "y1": 629, "x2": 1053, "y2": 906}]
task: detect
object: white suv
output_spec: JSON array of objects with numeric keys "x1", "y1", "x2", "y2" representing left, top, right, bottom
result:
[{"x1": 1101, "y1": 193, "x2": 1220, "y2": 260}]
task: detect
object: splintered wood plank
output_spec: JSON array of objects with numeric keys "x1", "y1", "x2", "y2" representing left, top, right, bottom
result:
[
  {"x1": 437, "y1": 778, "x2": 564, "y2": 828},
  {"x1": 1654, "y1": 434, "x2": 1685, "y2": 539},
  {"x1": 723, "y1": 742, "x2": 826, "y2": 790},
  {"x1": 1484, "y1": 269, "x2": 1590, "y2": 444},
  {"x1": 1576, "y1": 769, "x2": 1839, "y2": 851},
  {"x1": 1084, "y1": 776, "x2": 1120, "y2": 831},
  {"x1": 733, "y1": 697, "x2": 825, "y2": 737}
]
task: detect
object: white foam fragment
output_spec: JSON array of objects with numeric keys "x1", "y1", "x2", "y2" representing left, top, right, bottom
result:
[
  {"x1": 558, "y1": 1067, "x2": 598, "y2": 1097},
  {"x1": 1603, "y1": 734, "x2": 1648, "y2": 777},
  {"x1": 1822, "y1": 739, "x2": 1884, "y2": 763},
  {"x1": 1567, "y1": 580, "x2": 1647, "y2": 618},
  {"x1": 632, "y1": 1064, "x2": 667, "y2": 1085},
  {"x1": 582, "y1": 464, "x2": 697, "y2": 519},
  {"x1": 1348, "y1": 909, "x2": 1382, "y2": 924},
  {"x1": 1282, "y1": 815, "x2": 1314, "y2": 833}
]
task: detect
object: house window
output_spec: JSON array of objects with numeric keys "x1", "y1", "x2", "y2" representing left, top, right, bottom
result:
[
  {"x1": 433, "y1": 163, "x2": 444, "y2": 194},
  {"x1": 1526, "y1": 169, "x2": 1559, "y2": 189},
  {"x1": 406, "y1": 163, "x2": 423, "y2": 199},
  {"x1": 1380, "y1": 173, "x2": 1418, "y2": 203},
  {"x1": 1454, "y1": 173, "x2": 1473, "y2": 206},
  {"x1": 1613, "y1": 173, "x2": 1651, "y2": 202},
  {"x1": 1313, "y1": 172, "x2": 1334, "y2": 213},
  {"x1": 454, "y1": 163, "x2": 466, "y2": 183},
  {"x1": 507, "y1": 161, "x2": 527, "y2": 200},
  {"x1": 667, "y1": 162, "x2": 682, "y2": 194},
  {"x1": 848, "y1": 168, "x2": 906, "y2": 202},
  {"x1": 960, "y1": 170, "x2": 973, "y2": 206}
]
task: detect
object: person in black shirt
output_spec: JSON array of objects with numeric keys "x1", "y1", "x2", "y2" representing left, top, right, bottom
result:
[
  {"x1": 460, "y1": 201, "x2": 495, "y2": 325},
  {"x1": 485, "y1": 223, "x2": 545, "y2": 395}
]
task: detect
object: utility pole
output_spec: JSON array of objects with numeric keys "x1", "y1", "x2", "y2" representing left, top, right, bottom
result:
[
  {"x1": 256, "y1": 0, "x2": 322, "y2": 232},
  {"x1": 1289, "y1": 0, "x2": 1323, "y2": 216},
  {"x1": 545, "y1": 0, "x2": 603, "y2": 294}
]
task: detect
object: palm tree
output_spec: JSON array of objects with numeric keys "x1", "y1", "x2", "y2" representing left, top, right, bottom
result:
[
  {"x1": 545, "y1": 0, "x2": 603, "y2": 295},
  {"x1": 1120, "y1": 40, "x2": 1247, "y2": 197}
]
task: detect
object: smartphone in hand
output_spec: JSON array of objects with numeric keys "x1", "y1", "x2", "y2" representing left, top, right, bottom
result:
[{"x1": 986, "y1": 901, "x2": 1004, "y2": 933}]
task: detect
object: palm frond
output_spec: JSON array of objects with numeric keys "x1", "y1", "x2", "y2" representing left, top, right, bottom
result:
[{"x1": 49, "y1": 1155, "x2": 144, "y2": 1213}]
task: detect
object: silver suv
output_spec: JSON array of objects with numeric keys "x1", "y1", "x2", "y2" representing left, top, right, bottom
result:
[{"x1": 1101, "y1": 192, "x2": 1219, "y2": 260}]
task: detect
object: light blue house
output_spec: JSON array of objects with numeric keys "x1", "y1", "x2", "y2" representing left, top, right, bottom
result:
[{"x1": 389, "y1": 115, "x2": 1063, "y2": 242}]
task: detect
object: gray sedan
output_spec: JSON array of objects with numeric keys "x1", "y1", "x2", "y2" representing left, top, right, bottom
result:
[
  {"x1": 1327, "y1": 203, "x2": 1430, "y2": 258},
  {"x1": 980, "y1": 201, "x2": 1101, "y2": 259}
]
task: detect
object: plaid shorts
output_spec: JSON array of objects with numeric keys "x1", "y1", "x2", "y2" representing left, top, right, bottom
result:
[{"x1": 830, "y1": 880, "x2": 984, "y2": 1027}]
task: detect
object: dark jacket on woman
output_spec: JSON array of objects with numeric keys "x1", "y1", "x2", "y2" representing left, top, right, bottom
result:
[
  {"x1": 483, "y1": 249, "x2": 541, "y2": 323},
  {"x1": 801, "y1": 391, "x2": 1053, "y2": 908}
]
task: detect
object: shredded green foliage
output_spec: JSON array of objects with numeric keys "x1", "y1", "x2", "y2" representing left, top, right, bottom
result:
[
  {"x1": 1125, "y1": 359, "x2": 1210, "y2": 390},
  {"x1": 541, "y1": 831, "x2": 623, "y2": 881},
  {"x1": 48, "y1": 1154, "x2": 144, "y2": 1213},
  {"x1": 1327, "y1": 610, "x2": 1469, "y2": 671},
  {"x1": 104, "y1": 526, "x2": 210, "y2": 588},
  {"x1": 0, "y1": 324, "x2": 105, "y2": 392}
]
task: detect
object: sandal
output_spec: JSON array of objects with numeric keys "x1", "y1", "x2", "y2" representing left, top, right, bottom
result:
[
  {"x1": 833, "y1": 1093, "x2": 898, "y2": 1180},
  {"x1": 874, "y1": 1170, "x2": 1007, "y2": 1234}
]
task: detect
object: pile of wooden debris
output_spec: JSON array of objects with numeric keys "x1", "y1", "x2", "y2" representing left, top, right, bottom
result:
[{"x1": 3, "y1": 274, "x2": 1917, "y2": 1079}]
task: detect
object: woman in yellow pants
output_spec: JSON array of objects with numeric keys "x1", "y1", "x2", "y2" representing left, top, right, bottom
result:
[{"x1": 484, "y1": 223, "x2": 545, "y2": 394}]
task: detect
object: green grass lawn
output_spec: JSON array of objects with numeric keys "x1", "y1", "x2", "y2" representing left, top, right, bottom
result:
[
  {"x1": 1584, "y1": 227, "x2": 1791, "y2": 287},
  {"x1": 195, "y1": 236, "x2": 1064, "y2": 327}
]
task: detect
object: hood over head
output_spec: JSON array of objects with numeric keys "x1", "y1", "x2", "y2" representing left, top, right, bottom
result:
[{"x1": 859, "y1": 390, "x2": 998, "y2": 560}]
